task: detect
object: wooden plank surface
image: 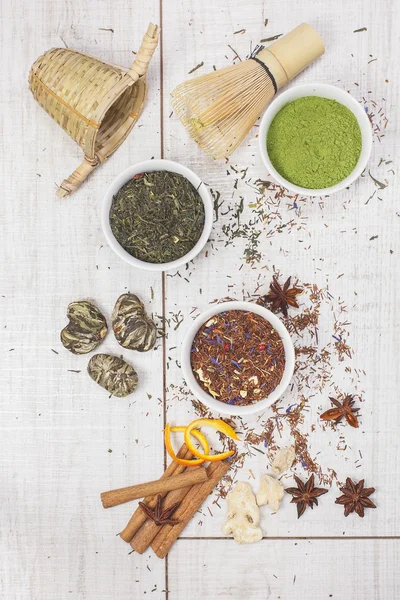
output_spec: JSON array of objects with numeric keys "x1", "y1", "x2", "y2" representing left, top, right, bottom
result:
[
  {"x1": 1, "y1": 0, "x2": 399, "y2": 598},
  {"x1": 0, "y1": 1, "x2": 166, "y2": 598},
  {"x1": 169, "y1": 538, "x2": 400, "y2": 599},
  {"x1": 162, "y1": 0, "x2": 400, "y2": 539}
]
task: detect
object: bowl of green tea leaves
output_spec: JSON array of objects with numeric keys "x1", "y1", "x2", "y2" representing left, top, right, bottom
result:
[{"x1": 102, "y1": 159, "x2": 213, "y2": 271}]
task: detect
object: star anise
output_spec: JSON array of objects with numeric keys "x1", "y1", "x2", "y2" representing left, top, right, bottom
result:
[
  {"x1": 320, "y1": 395, "x2": 360, "y2": 428},
  {"x1": 335, "y1": 478, "x2": 376, "y2": 518},
  {"x1": 258, "y1": 276, "x2": 302, "y2": 318},
  {"x1": 285, "y1": 474, "x2": 328, "y2": 519},
  {"x1": 138, "y1": 495, "x2": 181, "y2": 526}
]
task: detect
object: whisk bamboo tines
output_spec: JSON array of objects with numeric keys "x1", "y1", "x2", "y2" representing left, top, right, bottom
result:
[{"x1": 171, "y1": 23, "x2": 324, "y2": 159}]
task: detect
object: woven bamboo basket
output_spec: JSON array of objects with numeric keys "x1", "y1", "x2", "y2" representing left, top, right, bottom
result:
[{"x1": 29, "y1": 23, "x2": 160, "y2": 198}]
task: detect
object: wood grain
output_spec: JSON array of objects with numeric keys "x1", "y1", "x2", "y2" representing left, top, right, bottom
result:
[
  {"x1": 1, "y1": 0, "x2": 399, "y2": 598},
  {"x1": 168, "y1": 539, "x2": 400, "y2": 599}
]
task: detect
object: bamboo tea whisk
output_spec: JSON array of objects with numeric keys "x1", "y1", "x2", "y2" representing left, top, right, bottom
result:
[{"x1": 171, "y1": 23, "x2": 324, "y2": 159}]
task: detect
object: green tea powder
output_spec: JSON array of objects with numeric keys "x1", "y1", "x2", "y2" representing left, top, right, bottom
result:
[{"x1": 267, "y1": 96, "x2": 362, "y2": 189}]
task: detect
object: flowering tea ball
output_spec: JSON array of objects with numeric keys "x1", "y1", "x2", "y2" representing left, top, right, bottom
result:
[
  {"x1": 112, "y1": 293, "x2": 157, "y2": 352},
  {"x1": 61, "y1": 300, "x2": 107, "y2": 355},
  {"x1": 87, "y1": 354, "x2": 138, "y2": 397}
]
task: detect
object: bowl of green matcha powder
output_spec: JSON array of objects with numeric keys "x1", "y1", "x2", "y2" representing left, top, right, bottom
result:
[{"x1": 259, "y1": 83, "x2": 372, "y2": 196}]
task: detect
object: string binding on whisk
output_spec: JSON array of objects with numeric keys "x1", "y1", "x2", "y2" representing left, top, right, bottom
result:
[{"x1": 249, "y1": 45, "x2": 278, "y2": 94}]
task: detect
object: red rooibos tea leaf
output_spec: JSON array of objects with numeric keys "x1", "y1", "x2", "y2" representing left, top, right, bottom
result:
[{"x1": 190, "y1": 310, "x2": 285, "y2": 406}]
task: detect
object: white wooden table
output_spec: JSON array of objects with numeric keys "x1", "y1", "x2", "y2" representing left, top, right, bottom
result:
[{"x1": 1, "y1": 1, "x2": 399, "y2": 598}]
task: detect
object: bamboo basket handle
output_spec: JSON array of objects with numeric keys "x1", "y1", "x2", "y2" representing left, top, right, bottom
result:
[
  {"x1": 127, "y1": 23, "x2": 160, "y2": 83},
  {"x1": 56, "y1": 156, "x2": 100, "y2": 198},
  {"x1": 56, "y1": 23, "x2": 159, "y2": 197}
]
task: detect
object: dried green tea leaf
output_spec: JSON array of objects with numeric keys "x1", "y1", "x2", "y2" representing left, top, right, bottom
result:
[
  {"x1": 260, "y1": 34, "x2": 283, "y2": 42},
  {"x1": 109, "y1": 171, "x2": 205, "y2": 264},
  {"x1": 87, "y1": 354, "x2": 138, "y2": 397},
  {"x1": 61, "y1": 300, "x2": 107, "y2": 355},
  {"x1": 368, "y1": 169, "x2": 387, "y2": 189},
  {"x1": 112, "y1": 293, "x2": 157, "y2": 352},
  {"x1": 188, "y1": 61, "x2": 204, "y2": 74}
]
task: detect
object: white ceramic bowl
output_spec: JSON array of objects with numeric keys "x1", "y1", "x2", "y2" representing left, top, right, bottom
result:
[
  {"x1": 101, "y1": 159, "x2": 213, "y2": 271},
  {"x1": 181, "y1": 301, "x2": 295, "y2": 416},
  {"x1": 259, "y1": 83, "x2": 373, "y2": 197}
]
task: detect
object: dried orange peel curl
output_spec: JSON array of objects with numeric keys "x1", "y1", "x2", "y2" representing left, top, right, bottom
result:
[
  {"x1": 184, "y1": 418, "x2": 240, "y2": 462},
  {"x1": 164, "y1": 423, "x2": 210, "y2": 466}
]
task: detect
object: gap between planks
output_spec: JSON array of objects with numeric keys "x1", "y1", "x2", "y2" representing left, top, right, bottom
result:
[
  {"x1": 177, "y1": 536, "x2": 400, "y2": 540},
  {"x1": 159, "y1": 0, "x2": 169, "y2": 597}
]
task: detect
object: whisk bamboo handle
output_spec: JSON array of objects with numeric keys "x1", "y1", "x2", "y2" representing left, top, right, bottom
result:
[
  {"x1": 56, "y1": 156, "x2": 100, "y2": 198},
  {"x1": 257, "y1": 23, "x2": 325, "y2": 88},
  {"x1": 128, "y1": 23, "x2": 160, "y2": 82}
]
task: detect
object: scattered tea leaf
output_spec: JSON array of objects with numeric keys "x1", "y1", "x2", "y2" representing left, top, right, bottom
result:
[
  {"x1": 228, "y1": 44, "x2": 241, "y2": 61},
  {"x1": 260, "y1": 34, "x2": 283, "y2": 42},
  {"x1": 211, "y1": 189, "x2": 222, "y2": 221},
  {"x1": 368, "y1": 170, "x2": 387, "y2": 189},
  {"x1": 354, "y1": 27, "x2": 367, "y2": 32},
  {"x1": 188, "y1": 62, "x2": 204, "y2": 74}
]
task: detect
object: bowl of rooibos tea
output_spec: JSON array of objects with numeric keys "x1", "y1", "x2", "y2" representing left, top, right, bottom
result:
[
  {"x1": 102, "y1": 159, "x2": 213, "y2": 271},
  {"x1": 181, "y1": 301, "x2": 295, "y2": 416}
]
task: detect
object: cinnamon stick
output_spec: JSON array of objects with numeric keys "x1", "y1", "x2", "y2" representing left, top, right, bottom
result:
[
  {"x1": 130, "y1": 467, "x2": 204, "y2": 554},
  {"x1": 151, "y1": 460, "x2": 230, "y2": 558},
  {"x1": 101, "y1": 467, "x2": 208, "y2": 508},
  {"x1": 119, "y1": 445, "x2": 192, "y2": 542}
]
